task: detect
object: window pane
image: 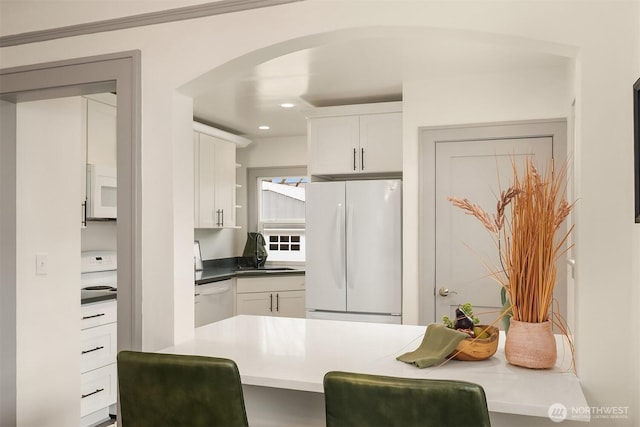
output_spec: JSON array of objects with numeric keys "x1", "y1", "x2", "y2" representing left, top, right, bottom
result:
[
  {"x1": 258, "y1": 176, "x2": 307, "y2": 262},
  {"x1": 260, "y1": 177, "x2": 307, "y2": 222}
]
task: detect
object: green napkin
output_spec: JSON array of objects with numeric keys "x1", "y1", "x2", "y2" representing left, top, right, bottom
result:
[{"x1": 397, "y1": 323, "x2": 469, "y2": 368}]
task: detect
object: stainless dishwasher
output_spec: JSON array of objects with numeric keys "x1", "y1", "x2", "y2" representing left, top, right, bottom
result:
[{"x1": 194, "y1": 280, "x2": 234, "y2": 327}]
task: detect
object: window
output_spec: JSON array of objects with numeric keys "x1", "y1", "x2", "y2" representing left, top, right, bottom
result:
[
  {"x1": 247, "y1": 167, "x2": 307, "y2": 263},
  {"x1": 258, "y1": 176, "x2": 307, "y2": 262}
]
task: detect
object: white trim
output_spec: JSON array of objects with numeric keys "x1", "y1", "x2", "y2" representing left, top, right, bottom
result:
[
  {"x1": 304, "y1": 101, "x2": 402, "y2": 118},
  {"x1": 0, "y1": 0, "x2": 302, "y2": 48},
  {"x1": 193, "y1": 121, "x2": 252, "y2": 147}
]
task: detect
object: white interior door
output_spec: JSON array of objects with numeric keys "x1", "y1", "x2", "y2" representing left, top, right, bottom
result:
[{"x1": 435, "y1": 137, "x2": 553, "y2": 326}]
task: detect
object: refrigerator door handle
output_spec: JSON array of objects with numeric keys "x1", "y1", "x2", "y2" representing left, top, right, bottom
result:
[
  {"x1": 334, "y1": 203, "x2": 345, "y2": 289},
  {"x1": 346, "y1": 204, "x2": 355, "y2": 289}
]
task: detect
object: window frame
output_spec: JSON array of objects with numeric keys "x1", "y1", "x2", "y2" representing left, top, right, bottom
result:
[{"x1": 246, "y1": 166, "x2": 307, "y2": 234}]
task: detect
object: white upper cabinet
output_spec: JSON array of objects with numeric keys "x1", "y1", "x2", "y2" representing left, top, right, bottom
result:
[
  {"x1": 307, "y1": 102, "x2": 402, "y2": 176},
  {"x1": 358, "y1": 112, "x2": 403, "y2": 173},
  {"x1": 193, "y1": 122, "x2": 251, "y2": 229},
  {"x1": 309, "y1": 115, "x2": 360, "y2": 175},
  {"x1": 85, "y1": 94, "x2": 117, "y2": 168},
  {"x1": 81, "y1": 93, "x2": 117, "y2": 224},
  {"x1": 195, "y1": 132, "x2": 236, "y2": 228}
]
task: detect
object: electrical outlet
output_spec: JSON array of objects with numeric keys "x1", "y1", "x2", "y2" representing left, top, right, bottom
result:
[{"x1": 36, "y1": 253, "x2": 48, "y2": 275}]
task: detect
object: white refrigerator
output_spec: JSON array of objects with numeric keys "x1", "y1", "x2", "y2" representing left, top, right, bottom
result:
[{"x1": 305, "y1": 179, "x2": 402, "y2": 324}]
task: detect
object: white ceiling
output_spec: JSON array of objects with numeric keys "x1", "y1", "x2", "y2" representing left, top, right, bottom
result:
[{"x1": 193, "y1": 34, "x2": 569, "y2": 139}]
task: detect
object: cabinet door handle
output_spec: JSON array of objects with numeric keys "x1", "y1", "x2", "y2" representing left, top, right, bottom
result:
[
  {"x1": 82, "y1": 199, "x2": 87, "y2": 227},
  {"x1": 361, "y1": 148, "x2": 365, "y2": 170},
  {"x1": 276, "y1": 293, "x2": 279, "y2": 312},
  {"x1": 82, "y1": 313, "x2": 105, "y2": 320},
  {"x1": 221, "y1": 209, "x2": 224, "y2": 227},
  {"x1": 269, "y1": 293, "x2": 273, "y2": 312},
  {"x1": 353, "y1": 148, "x2": 357, "y2": 171},
  {"x1": 81, "y1": 345, "x2": 104, "y2": 355},
  {"x1": 81, "y1": 388, "x2": 104, "y2": 399}
]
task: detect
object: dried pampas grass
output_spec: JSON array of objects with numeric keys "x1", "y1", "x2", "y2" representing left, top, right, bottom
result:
[{"x1": 448, "y1": 157, "x2": 575, "y2": 324}]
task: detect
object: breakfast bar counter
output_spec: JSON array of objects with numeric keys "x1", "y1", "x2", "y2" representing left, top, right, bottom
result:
[{"x1": 160, "y1": 315, "x2": 589, "y2": 426}]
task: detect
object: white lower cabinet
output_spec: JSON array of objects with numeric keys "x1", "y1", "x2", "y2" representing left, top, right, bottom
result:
[
  {"x1": 80, "y1": 364, "x2": 118, "y2": 418},
  {"x1": 80, "y1": 299, "x2": 117, "y2": 426},
  {"x1": 236, "y1": 275, "x2": 305, "y2": 318}
]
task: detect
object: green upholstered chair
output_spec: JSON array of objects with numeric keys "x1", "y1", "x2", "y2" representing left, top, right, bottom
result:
[
  {"x1": 323, "y1": 371, "x2": 491, "y2": 427},
  {"x1": 117, "y1": 351, "x2": 249, "y2": 427}
]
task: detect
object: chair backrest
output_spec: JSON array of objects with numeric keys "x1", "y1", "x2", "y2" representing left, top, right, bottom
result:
[
  {"x1": 323, "y1": 371, "x2": 491, "y2": 427},
  {"x1": 117, "y1": 351, "x2": 249, "y2": 427}
]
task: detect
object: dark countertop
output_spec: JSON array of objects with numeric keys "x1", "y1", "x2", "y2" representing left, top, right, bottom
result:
[
  {"x1": 80, "y1": 258, "x2": 304, "y2": 304},
  {"x1": 195, "y1": 257, "x2": 305, "y2": 285},
  {"x1": 81, "y1": 289, "x2": 117, "y2": 305}
]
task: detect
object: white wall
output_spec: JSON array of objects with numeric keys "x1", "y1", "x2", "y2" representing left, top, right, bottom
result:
[
  {"x1": 81, "y1": 222, "x2": 117, "y2": 252},
  {"x1": 15, "y1": 97, "x2": 82, "y2": 426},
  {"x1": 0, "y1": 0, "x2": 213, "y2": 36},
  {"x1": 403, "y1": 65, "x2": 570, "y2": 325},
  {"x1": 195, "y1": 228, "x2": 236, "y2": 259},
  {"x1": 235, "y1": 135, "x2": 307, "y2": 255},
  {"x1": 238, "y1": 135, "x2": 307, "y2": 169},
  {"x1": 1, "y1": 2, "x2": 639, "y2": 426}
]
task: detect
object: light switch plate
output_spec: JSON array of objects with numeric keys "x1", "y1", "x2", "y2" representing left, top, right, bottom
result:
[{"x1": 36, "y1": 253, "x2": 48, "y2": 275}]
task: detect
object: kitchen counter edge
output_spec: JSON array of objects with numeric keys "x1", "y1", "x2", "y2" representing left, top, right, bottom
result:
[{"x1": 196, "y1": 265, "x2": 305, "y2": 285}]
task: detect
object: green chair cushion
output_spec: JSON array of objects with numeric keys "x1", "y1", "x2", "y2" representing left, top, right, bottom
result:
[
  {"x1": 117, "y1": 351, "x2": 249, "y2": 427},
  {"x1": 324, "y1": 371, "x2": 491, "y2": 427}
]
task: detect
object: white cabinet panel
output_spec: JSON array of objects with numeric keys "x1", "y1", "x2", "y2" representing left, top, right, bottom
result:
[
  {"x1": 275, "y1": 290, "x2": 306, "y2": 318},
  {"x1": 359, "y1": 112, "x2": 402, "y2": 173},
  {"x1": 80, "y1": 364, "x2": 117, "y2": 417},
  {"x1": 237, "y1": 291, "x2": 274, "y2": 316},
  {"x1": 81, "y1": 300, "x2": 117, "y2": 329},
  {"x1": 80, "y1": 322, "x2": 117, "y2": 374},
  {"x1": 81, "y1": 93, "x2": 117, "y2": 226},
  {"x1": 86, "y1": 96, "x2": 117, "y2": 169},
  {"x1": 80, "y1": 299, "x2": 117, "y2": 424},
  {"x1": 308, "y1": 115, "x2": 359, "y2": 175},
  {"x1": 236, "y1": 276, "x2": 306, "y2": 318},
  {"x1": 307, "y1": 104, "x2": 402, "y2": 176},
  {"x1": 236, "y1": 275, "x2": 305, "y2": 293},
  {"x1": 195, "y1": 279, "x2": 236, "y2": 327},
  {"x1": 213, "y1": 138, "x2": 236, "y2": 227},
  {"x1": 194, "y1": 132, "x2": 237, "y2": 228}
]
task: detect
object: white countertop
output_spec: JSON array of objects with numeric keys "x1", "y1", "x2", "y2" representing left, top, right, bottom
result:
[{"x1": 160, "y1": 315, "x2": 589, "y2": 421}]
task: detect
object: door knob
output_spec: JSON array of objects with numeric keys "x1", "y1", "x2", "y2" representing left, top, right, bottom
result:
[{"x1": 439, "y1": 287, "x2": 457, "y2": 297}]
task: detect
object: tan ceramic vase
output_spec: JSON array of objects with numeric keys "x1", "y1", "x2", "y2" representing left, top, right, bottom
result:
[{"x1": 504, "y1": 319, "x2": 556, "y2": 369}]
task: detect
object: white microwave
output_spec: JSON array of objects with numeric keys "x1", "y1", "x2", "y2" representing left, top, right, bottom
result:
[{"x1": 86, "y1": 164, "x2": 117, "y2": 219}]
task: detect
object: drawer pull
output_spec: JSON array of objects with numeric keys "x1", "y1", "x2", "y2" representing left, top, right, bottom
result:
[
  {"x1": 82, "y1": 313, "x2": 105, "y2": 320},
  {"x1": 81, "y1": 388, "x2": 104, "y2": 399},
  {"x1": 81, "y1": 346, "x2": 104, "y2": 355}
]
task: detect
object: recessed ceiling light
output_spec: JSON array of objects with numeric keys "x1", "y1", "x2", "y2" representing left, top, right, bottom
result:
[
  {"x1": 280, "y1": 103, "x2": 295, "y2": 108},
  {"x1": 258, "y1": 125, "x2": 270, "y2": 130}
]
